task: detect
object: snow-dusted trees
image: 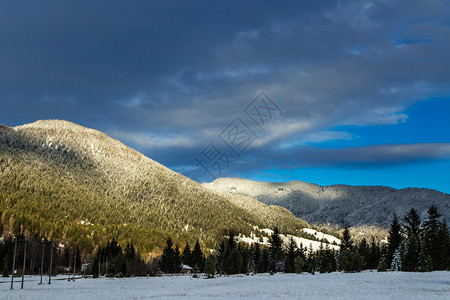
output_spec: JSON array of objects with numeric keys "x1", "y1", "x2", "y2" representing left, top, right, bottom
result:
[
  {"x1": 385, "y1": 205, "x2": 450, "y2": 272},
  {"x1": 269, "y1": 227, "x2": 283, "y2": 273},
  {"x1": 387, "y1": 213, "x2": 402, "y2": 267},
  {"x1": 284, "y1": 237, "x2": 297, "y2": 273}
]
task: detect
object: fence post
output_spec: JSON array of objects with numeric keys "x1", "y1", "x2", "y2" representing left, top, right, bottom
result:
[
  {"x1": 21, "y1": 240, "x2": 27, "y2": 289},
  {"x1": 40, "y1": 242, "x2": 45, "y2": 284},
  {"x1": 48, "y1": 246, "x2": 53, "y2": 284},
  {"x1": 10, "y1": 238, "x2": 17, "y2": 289}
]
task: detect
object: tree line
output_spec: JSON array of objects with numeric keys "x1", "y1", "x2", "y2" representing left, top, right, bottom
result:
[
  {"x1": 203, "y1": 205, "x2": 449, "y2": 276},
  {"x1": 1, "y1": 205, "x2": 448, "y2": 279}
]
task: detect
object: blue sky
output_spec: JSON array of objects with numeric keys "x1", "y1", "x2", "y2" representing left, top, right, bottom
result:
[{"x1": 1, "y1": 1, "x2": 449, "y2": 193}]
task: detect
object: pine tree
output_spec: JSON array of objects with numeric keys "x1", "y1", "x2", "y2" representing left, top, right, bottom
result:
[
  {"x1": 216, "y1": 241, "x2": 226, "y2": 274},
  {"x1": 92, "y1": 253, "x2": 99, "y2": 278},
  {"x1": 191, "y1": 240, "x2": 204, "y2": 273},
  {"x1": 340, "y1": 227, "x2": 353, "y2": 251},
  {"x1": 258, "y1": 248, "x2": 269, "y2": 273},
  {"x1": 368, "y1": 237, "x2": 381, "y2": 269},
  {"x1": 124, "y1": 243, "x2": 136, "y2": 260},
  {"x1": 252, "y1": 243, "x2": 260, "y2": 273},
  {"x1": 357, "y1": 238, "x2": 369, "y2": 269},
  {"x1": 403, "y1": 208, "x2": 422, "y2": 238},
  {"x1": 324, "y1": 244, "x2": 336, "y2": 273},
  {"x1": 204, "y1": 256, "x2": 216, "y2": 278},
  {"x1": 352, "y1": 251, "x2": 364, "y2": 272},
  {"x1": 240, "y1": 244, "x2": 249, "y2": 274},
  {"x1": 269, "y1": 227, "x2": 283, "y2": 273},
  {"x1": 284, "y1": 237, "x2": 297, "y2": 273},
  {"x1": 377, "y1": 256, "x2": 387, "y2": 272},
  {"x1": 337, "y1": 249, "x2": 351, "y2": 272},
  {"x1": 402, "y1": 208, "x2": 422, "y2": 271},
  {"x1": 181, "y1": 242, "x2": 192, "y2": 267},
  {"x1": 160, "y1": 237, "x2": 180, "y2": 274},
  {"x1": 387, "y1": 213, "x2": 402, "y2": 268},
  {"x1": 226, "y1": 248, "x2": 243, "y2": 274},
  {"x1": 422, "y1": 205, "x2": 441, "y2": 270},
  {"x1": 294, "y1": 256, "x2": 305, "y2": 274},
  {"x1": 437, "y1": 219, "x2": 450, "y2": 270},
  {"x1": 306, "y1": 244, "x2": 316, "y2": 274},
  {"x1": 418, "y1": 244, "x2": 432, "y2": 272},
  {"x1": 391, "y1": 247, "x2": 402, "y2": 271}
]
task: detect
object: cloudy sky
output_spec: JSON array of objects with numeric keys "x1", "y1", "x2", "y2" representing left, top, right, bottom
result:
[{"x1": 1, "y1": 0, "x2": 450, "y2": 192}]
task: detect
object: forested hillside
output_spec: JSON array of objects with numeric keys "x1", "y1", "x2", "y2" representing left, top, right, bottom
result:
[{"x1": 0, "y1": 120, "x2": 308, "y2": 258}]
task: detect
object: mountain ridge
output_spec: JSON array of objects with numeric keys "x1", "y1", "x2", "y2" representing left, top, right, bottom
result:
[
  {"x1": 0, "y1": 120, "x2": 309, "y2": 257},
  {"x1": 204, "y1": 177, "x2": 450, "y2": 227}
]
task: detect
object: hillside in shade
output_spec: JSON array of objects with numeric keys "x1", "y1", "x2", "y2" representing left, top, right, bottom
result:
[
  {"x1": 204, "y1": 178, "x2": 450, "y2": 227},
  {"x1": 0, "y1": 120, "x2": 309, "y2": 257}
]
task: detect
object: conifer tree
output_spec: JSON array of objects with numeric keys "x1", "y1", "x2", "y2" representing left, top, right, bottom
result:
[
  {"x1": 181, "y1": 242, "x2": 192, "y2": 267},
  {"x1": 125, "y1": 243, "x2": 136, "y2": 260},
  {"x1": 423, "y1": 205, "x2": 441, "y2": 270},
  {"x1": 402, "y1": 208, "x2": 422, "y2": 271},
  {"x1": 159, "y1": 237, "x2": 180, "y2": 273},
  {"x1": 357, "y1": 238, "x2": 369, "y2": 269},
  {"x1": 226, "y1": 248, "x2": 243, "y2": 274},
  {"x1": 216, "y1": 241, "x2": 226, "y2": 274},
  {"x1": 306, "y1": 244, "x2": 316, "y2": 274},
  {"x1": 239, "y1": 244, "x2": 249, "y2": 274},
  {"x1": 92, "y1": 253, "x2": 99, "y2": 278},
  {"x1": 352, "y1": 251, "x2": 364, "y2": 272},
  {"x1": 391, "y1": 245, "x2": 403, "y2": 271},
  {"x1": 340, "y1": 227, "x2": 353, "y2": 251},
  {"x1": 269, "y1": 227, "x2": 283, "y2": 273},
  {"x1": 418, "y1": 244, "x2": 432, "y2": 272},
  {"x1": 403, "y1": 208, "x2": 422, "y2": 238},
  {"x1": 377, "y1": 256, "x2": 387, "y2": 272},
  {"x1": 204, "y1": 256, "x2": 216, "y2": 278},
  {"x1": 191, "y1": 240, "x2": 204, "y2": 273},
  {"x1": 258, "y1": 248, "x2": 269, "y2": 273},
  {"x1": 387, "y1": 213, "x2": 402, "y2": 267},
  {"x1": 284, "y1": 237, "x2": 297, "y2": 273},
  {"x1": 368, "y1": 237, "x2": 381, "y2": 269},
  {"x1": 437, "y1": 219, "x2": 450, "y2": 270},
  {"x1": 251, "y1": 243, "x2": 260, "y2": 273},
  {"x1": 294, "y1": 256, "x2": 305, "y2": 274}
]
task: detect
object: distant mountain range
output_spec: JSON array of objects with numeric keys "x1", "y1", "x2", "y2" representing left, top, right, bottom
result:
[
  {"x1": 0, "y1": 120, "x2": 308, "y2": 257},
  {"x1": 204, "y1": 178, "x2": 450, "y2": 227}
]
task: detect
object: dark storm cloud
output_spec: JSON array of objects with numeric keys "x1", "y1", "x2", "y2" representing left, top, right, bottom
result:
[
  {"x1": 241, "y1": 143, "x2": 450, "y2": 170},
  {"x1": 1, "y1": 0, "x2": 450, "y2": 177}
]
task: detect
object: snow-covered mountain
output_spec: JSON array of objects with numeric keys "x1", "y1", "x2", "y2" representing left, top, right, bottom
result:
[
  {"x1": 204, "y1": 178, "x2": 450, "y2": 227},
  {"x1": 0, "y1": 120, "x2": 310, "y2": 256}
]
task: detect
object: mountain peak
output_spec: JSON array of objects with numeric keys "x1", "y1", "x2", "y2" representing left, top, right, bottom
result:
[{"x1": 16, "y1": 119, "x2": 103, "y2": 135}]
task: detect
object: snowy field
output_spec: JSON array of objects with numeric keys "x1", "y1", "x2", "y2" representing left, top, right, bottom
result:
[{"x1": 1, "y1": 271, "x2": 449, "y2": 300}]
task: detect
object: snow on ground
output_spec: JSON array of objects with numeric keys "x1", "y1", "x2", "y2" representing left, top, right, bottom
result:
[
  {"x1": 241, "y1": 228, "x2": 340, "y2": 251},
  {"x1": 285, "y1": 234, "x2": 340, "y2": 251},
  {"x1": 1, "y1": 271, "x2": 448, "y2": 300},
  {"x1": 238, "y1": 232, "x2": 340, "y2": 252},
  {"x1": 302, "y1": 228, "x2": 341, "y2": 245}
]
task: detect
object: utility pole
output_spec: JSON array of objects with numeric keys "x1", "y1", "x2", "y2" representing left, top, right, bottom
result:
[
  {"x1": 48, "y1": 246, "x2": 53, "y2": 284},
  {"x1": 39, "y1": 242, "x2": 45, "y2": 284},
  {"x1": 98, "y1": 254, "x2": 101, "y2": 277},
  {"x1": 21, "y1": 240, "x2": 27, "y2": 289},
  {"x1": 73, "y1": 248, "x2": 77, "y2": 281},
  {"x1": 10, "y1": 238, "x2": 17, "y2": 290},
  {"x1": 68, "y1": 253, "x2": 72, "y2": 281}
]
